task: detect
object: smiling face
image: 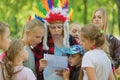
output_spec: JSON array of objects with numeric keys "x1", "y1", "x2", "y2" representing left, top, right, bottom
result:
[{"x1": 49, "y1": 23, "x2": 63, "y2": 38}]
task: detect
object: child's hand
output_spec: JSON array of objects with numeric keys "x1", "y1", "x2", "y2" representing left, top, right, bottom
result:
[
  {"x1": 55, "y1": 70, "x2": 63, "y2": 76},
  {"x1": 39, "y1": 58, "x2": 47, "y2": 72},
  {"x1": 63, "y1": 68, "x2": 70, "y2": 80}
]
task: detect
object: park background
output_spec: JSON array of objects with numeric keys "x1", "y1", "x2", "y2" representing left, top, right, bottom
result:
[{"x1": 0, "y1": 0, "x2": 120, "y2": 38}]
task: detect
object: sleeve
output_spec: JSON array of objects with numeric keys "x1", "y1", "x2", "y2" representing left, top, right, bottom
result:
[
  {"x1": 33, "y1": 43, "x2": 44, "y2": 79},
  {"x1": 81, "y1": 53, "x2": 95, "y2": 69},
  {"x1": 109, "y1": 35, "x2": 120, "y2": 69}
]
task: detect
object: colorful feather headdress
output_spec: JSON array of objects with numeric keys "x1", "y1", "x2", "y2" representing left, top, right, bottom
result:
[
  {"x1": 33, "y1": 0, "x2": 73, "y2": 23},
  {"x1": 33, "y1": 0, "x2": 73, "y2": 50}
]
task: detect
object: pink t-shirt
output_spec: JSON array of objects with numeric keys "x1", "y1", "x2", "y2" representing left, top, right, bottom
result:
[
  {"x1": 12, "y1": 66, "x2": 36, "y2": 80},
  {"x1": 0, "y1": 53, "x2": 6, "y2": 60}
]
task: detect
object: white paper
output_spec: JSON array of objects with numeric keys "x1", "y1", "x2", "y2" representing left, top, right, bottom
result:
[
  {"x1": 44, "y1": 54, "x2": 68, "y2": 70},
  {"x1": 43, "y1": 54, "x2": 68, "y2": 80}
]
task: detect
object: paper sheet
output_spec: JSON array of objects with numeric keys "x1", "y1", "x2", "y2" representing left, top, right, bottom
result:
[
  {"x1": 43, "y1": 54, "x2": 68, "y2": 80},
  {"x1": 44, "y1": 54, "x2": 68, "y2": 70}
]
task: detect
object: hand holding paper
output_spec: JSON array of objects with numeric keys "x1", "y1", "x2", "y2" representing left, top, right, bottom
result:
[{"x1": 39, "y1": 58, "x2": 47, "y2": 72}]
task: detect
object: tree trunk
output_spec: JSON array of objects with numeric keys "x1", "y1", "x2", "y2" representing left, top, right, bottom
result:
[
  {"x1": 84, "y1": 0, "x2": 87, "y2": 24},
  {"x1": 111, "y1": 8, "x2": 115, "y2": 34},
  {"x1": 116, "y1": 0, "x2": 120, "y2": 35}
]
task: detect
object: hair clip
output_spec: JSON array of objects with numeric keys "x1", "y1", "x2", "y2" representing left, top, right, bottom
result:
[{"x1": 99, "y1": 30, "x2": 103, "y2": 34}]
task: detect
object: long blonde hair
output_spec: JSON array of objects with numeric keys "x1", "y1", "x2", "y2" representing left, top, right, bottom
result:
[
  {"x1": 91, "y1": 8, "x2": 108, "y2": 33},
  {"x1": 2, "y1": 39, "x2": 24, "y2": 80},
  {"x1": 22, "y1": 19, "x2": 44, "y2": 38}
]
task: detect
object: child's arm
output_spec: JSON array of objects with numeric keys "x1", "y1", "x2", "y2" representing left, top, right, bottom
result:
[
  {"x1": 63, "y1": 68, "x2": 70, "y2": 80},
  {"x1": 39, "y1": 58, "x2": 47, "y2": 72},
  {"x1": 108, "y1": 69, "x2": 115, "y2": 80},
  {"x1": 85, "y1": 67, "x2": 97, "y2": 80}
]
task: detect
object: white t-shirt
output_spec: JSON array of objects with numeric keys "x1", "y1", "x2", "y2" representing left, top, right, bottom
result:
[
  {"x1": 81, "y1": 49, "x2": 112, "y2": 80},
  {"x1": 12, "y1": 66, "x2": 36, "y2": 80}
]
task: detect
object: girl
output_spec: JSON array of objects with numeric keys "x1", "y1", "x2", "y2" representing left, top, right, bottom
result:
[
  {"x1": 2, "y1": 39, "x2": 36, "y2": 80},
  {"x1": 91, "y1": 8, "x2": 120, "y2": 69},
  {"x1": 70, "y1": 23, "x2": 82, "y2": 44},
  {"x1": 22, "y1": 19, "x2": 45, "y2": 76},
  {"x1": 0, "y1": 22, "x2": 11, "y2": 60},
  {"x1": 80, "y1": 24, "x2": 115, "y2": 80},
  {"x1": 33, "y1": 0, "x2": 77, "y2": 80},
  {"x1": 0, "y1": 21, "x2": 11, "y2": 80},
  {"x1": 91, "y1": 8, "x2": 120, "y2": 78},
  {"x1": 62, "y1": 45, "x2": 85, "y2": 80}
]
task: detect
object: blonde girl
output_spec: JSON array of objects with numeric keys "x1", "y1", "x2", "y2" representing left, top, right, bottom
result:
[
  {"x1": 91, "y1": 8, "x2": 120, "y2": 78},
  {"x1": 91, "y1": 8, "x2": 120, "y2": 68},
  {"x1": 22, "y1": 19, "x2": 45, "y2": 76},
  {"x1": 80, "y1": 24, "x2": 115, "y2": 80},
  {"x1": 70, "y1": 23, "x2": 82, "y2": 44}
]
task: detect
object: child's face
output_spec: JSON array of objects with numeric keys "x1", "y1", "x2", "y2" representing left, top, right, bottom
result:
[
  {"x1": 27, "y1": 26, "x2": 44, "y2": 47},
  {"x1": 68, "y1": 54, "x2": 82, "y2": 67},
  {"x1": 0, "y1": 27, "x2": 11, "y2": 51},
  {"x1": 49, "y1": 23, "x2": 63, "y2": 38},
  {"x1": 80, "y1": 36, "x2": 94, "y2": 51},
  {"x1": 92, "y1": 11, "x2": 104, "y2": 29},
  {"x1": 70, "y1": 26, "x2": 81, "y2": 43}
]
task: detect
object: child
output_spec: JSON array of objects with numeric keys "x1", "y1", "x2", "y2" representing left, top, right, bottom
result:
[
  {"x1": 70, "y1": 23, "x2": 82, "y2": 44},
  {"x1": 91, "y1": 8, "x2": 120, "y2": 69},
  {"x1": 22, "y1": 19, "x2": 45, "y2": 76},
  {"x1": 63, "y1": 45, "x2": 85, "y2": 80},
  {"x1": 80, "y1": 24, "x2": 115, "y2": 80},
  {"x1": 0, "y1": 21, "x2": 11, "y2": 80},
  {"x1": 2, "y1": 39, "x2": 36, "y2": 80},
  {"x1": 32, "y1": 0, "x2": 77, "y2": 80},
  {"x1": 0, "y1": 21, "x2": 11, "y2": 60}
]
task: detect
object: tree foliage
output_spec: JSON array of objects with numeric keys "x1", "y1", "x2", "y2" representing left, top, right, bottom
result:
[{"x1": 0, "y1": 0, "x2": 119, "y2": 38}]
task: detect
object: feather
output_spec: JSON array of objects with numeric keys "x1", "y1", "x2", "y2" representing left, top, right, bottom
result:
[
  {"x1": 51, "y1": 0, "x2": 54, "y2": 7},
  {"x1": 60, "y1": 0, "x2": 66, "y2": 8},
  {"x1": 58, "y1": 0, "x2": 60, "y2": 7},
  {"x1": 68, "y1": 8, "x2": 73, "y2": 20},
  {"x1": 41, "y1": 0, "x2": 50, "y2": 12},
  {"x1": 35, "y1": 15, "x2": 45, "y2": 23},
  {"x1": 27, "y1": 16, "x2": 32, "y2": 22},
  {"x1": 48, "y1": 0, "x2": 52, "y2": 9},
  {"x1": 33, "y1": 7, "x2": 46, "y2": 18},
  {"x1": 65, "y1": 0, "x2": 68, "y2": 9},
  {"x1": 38, "y1": 1, "x2": 47, "y2": 15},
  {"x1": 54, "y1": 0, "x2": 58, "y2": 8},
  {"x1": 68, "y1": 5, "x2": 71, "y2": 13}
]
